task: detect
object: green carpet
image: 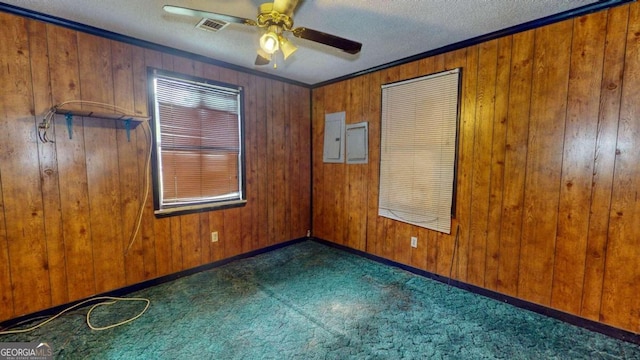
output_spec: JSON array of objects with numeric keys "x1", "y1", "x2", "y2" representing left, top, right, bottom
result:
[{"x1": 2, "y1": 240, "x2": 639, "y2": 359}]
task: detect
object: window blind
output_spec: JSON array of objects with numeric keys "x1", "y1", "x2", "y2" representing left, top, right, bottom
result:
[
  {"x1": 378, "y1": 69, "x2": 460, "y2": 234},
  {"x1": 152, "y1": 72, "x2": 243, "y2": 212}
]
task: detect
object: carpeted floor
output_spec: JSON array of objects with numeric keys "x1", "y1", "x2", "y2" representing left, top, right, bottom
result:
[{"x1": 2, "y1": 240, "x2": 639, "y2": 359}]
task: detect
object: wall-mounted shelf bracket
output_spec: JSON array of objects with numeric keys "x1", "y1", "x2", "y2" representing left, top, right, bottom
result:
[{"x1": 65, "y1": 113, "x2": 73, "y2": 140}]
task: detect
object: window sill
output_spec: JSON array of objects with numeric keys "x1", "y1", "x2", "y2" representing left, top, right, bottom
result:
[{"x1": 154, "y1": 199, "x2": 247, "y2": 217}]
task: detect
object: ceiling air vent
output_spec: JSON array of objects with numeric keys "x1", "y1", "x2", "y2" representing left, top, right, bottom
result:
[{"x1": 196, "y1": 18, "x2": 228, "y2": 32}]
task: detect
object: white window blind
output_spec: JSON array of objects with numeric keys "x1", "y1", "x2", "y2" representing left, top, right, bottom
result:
[
  {"x1": 151, "y1": 69, "x2": 245, "y2": 215},
  {"x1": 378, "y1": 69, "x2": 460, "y2": 234}
]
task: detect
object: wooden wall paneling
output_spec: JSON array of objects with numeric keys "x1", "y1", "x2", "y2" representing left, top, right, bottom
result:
[
  {"x1": 355, "y1": 75, "x2": 370, "y2": 251},
  {"x1": 132, "y1": 46, "x2": 150, "y2": 119},
  {"x1": 254, "y1": 75, "x2": 269, "y2": 249},
  {"x1": 436, "y1": 49, "x2": 468, "y2": 279},
  {"x1": 424, "y1": 229, "x2": 438, "y2": 273},
  {"x1": 172, "y1": 56, "x2": 196, "y2": 75},
  {"x1": 454, "y1": 47, "x2": 478, "y2": 282},
  {"x1": 282, "y1": 82, "x2": 293, "y2": 242},
  {"x1": 208, "y1": 209, "x2": 225, "y2": 262},
  {"x1": 311, "y1": 88, "x2": 325, "y2": 240},
  {"x1": 0, "y1": 13, "x2": 51, "y2": 316},
  {"x1": 497, "y1": 29, "x2": 534, "y2": 297},
  {"x1": 432, "y1": 53, "x2": 457, "y2": 277},
  {"x1": 238, "y1": 72, "x2": 255, "y2": 253},
  {"x1": 170, "y1": 216, "x2": 183, "y2": 271},
  {"x1": 0, "y1": 13, "x2": 16, "y2": 320},
  {"x1": 551, "y1": 10, "x2": 607, "y2": 314},
  {"x1": 201, "y1": 62, "x2": 220, "y2": 80},
  {"x1": 321, "y1": 81, "x2": 348, "y2": 245},
  {"x1": 220, "y1": 68, "x2": 244, "y2": 255},
  {"x1": 289, "y1": 84, "x2": 303, "y2": 238},
  {"x1": 47, "y1": 25, "x2": 97, "y2": 300},
  {"x1": 223, "y1": 205, "x2": 242, "y2": 257},
  {"x1": 286, "y1": 82, "x2": 296, "y2": 241},
  {"x1": 161, "y1": 53, "x2": 174, "y2": 70},
  {"x1": 380, "y1": 217, "x2": 396, "y2": 261},
  {"x1": 467, "y1": 39, "x2": 498, "y2": 286},
  {"x1": 601, "y1": 2, "x2": 640, "y2": 332},
  {"x1": 0, "y1": 175, "x2": 11, "y2": 320},
  {"x1": 78, "y1": 32, "x2": 127, "y2": 293},
  {"x1": 377, "y1": 66, "x2": 402, "y2": 260},
  {"x1": 484, "y1": 37, "x2": 512, "y2": 290},
  {"x1": 297, "y1": 84, "x2": 312, "y2": 238},
  {"x1": 265, "y1": 79, "x2": 276, "y2": 246},
  {"x1": 411, "y1": 226, "x2": 428, "y2": 271},
  {"x1": 179, "y1": 213, "x2": 201, "y2": 269},
  {"x1": 517, "y1": 19, "x2": 573, "y2": 305},
  {"x1": 28, "y1": 19, "x2": 68, "y2": 307},
  {"x1": 394, "y1": 222, "x2": 412, "y2": 266},
  {"x1": 112, "y1": 41, "x2": 146, "y2": 285},
  {"x1": 198, "y1": 211, "x2": 211, "y2": 264},
  {"x1": 345, "y1": 75, "x2": 368, "y2": 251},
  {"x1": 365, "y1": 71, "x2": 383, "y2": 257},
  {"x1": 581, "y1": 4, "x2": 628, "y2": 321}
]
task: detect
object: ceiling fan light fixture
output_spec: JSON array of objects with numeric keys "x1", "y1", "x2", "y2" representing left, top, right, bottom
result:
[
  {"x1": 259, "y1": 31, "x2": 279, "y2": 54},
  {"x1": 279, "y1": 36, "x2": 298, "y2": 60}
]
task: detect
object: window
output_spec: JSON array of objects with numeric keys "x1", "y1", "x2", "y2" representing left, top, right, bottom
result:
[
  {"x1": 378, "y1": 69, "x2": 460, "y2": 234},
  {"x1": 149, "y1": 68, "x2": 245, "y2": 216}
]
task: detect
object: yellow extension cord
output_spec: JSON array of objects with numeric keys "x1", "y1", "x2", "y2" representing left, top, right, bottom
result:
[{"x1": 0, "y1": 296, "x2": 150, "y2": 335}]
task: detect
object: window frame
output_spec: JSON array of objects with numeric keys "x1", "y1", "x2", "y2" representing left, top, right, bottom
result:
[{"x1": 148, "y1": 67, "x2": 246, "y2": 217}]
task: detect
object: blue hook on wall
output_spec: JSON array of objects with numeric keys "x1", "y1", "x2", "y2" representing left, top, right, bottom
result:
[
  {"x1": 124, "y1": 118, "x2": 132, "y2": 142},
  {"x1": 65, "y1": 112, "x2": 73, "y2": 139}
]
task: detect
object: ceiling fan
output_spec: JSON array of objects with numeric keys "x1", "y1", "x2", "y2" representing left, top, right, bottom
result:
[{"x1": 163, "y1": 0, "x2": 362, "y2": 67}]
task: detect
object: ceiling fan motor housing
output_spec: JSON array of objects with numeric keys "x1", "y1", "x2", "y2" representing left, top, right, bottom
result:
[{"x1": 257, "y1": 3, "x2": 293, "y2": 30}]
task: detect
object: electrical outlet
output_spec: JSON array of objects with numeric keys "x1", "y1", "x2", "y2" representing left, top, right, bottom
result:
[
  {"x1": 211, "y1": 231, "x2": 219, "y2": 242},
  {"x1": 410, "y1": 236, "x2": 418, "y2": 248}
]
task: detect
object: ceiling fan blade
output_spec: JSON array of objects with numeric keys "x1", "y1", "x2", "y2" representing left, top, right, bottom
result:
[
  {"x1": 255, "y1": 50, "x2": 271, "y2": 66},
  {"x1": 163, "y1": 5, "x2": 257, "y2": 26},
  {"x1": 273, "y1": 0, "x2": 299, "y2": 16},
  {"x1": 292, "y1": 27, "x2": 362, "y2": 54}
]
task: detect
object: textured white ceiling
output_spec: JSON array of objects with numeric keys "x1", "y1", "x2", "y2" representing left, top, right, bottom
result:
[{"x1": 1, "y1": 0, "x2": 600, "y2": 85}]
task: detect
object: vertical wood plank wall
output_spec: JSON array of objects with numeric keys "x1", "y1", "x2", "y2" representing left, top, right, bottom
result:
[
  {"x1": 0, "y1": 12, "x2": 311, "y2": 322},
  {"x1": 312, "y1": 3, "x2": 640, "y2": 334}
]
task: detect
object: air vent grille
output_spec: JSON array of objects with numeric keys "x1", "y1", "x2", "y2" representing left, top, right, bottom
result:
[{"x1": 196, "y1": 18, "x2": 228, "y2": 32}]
